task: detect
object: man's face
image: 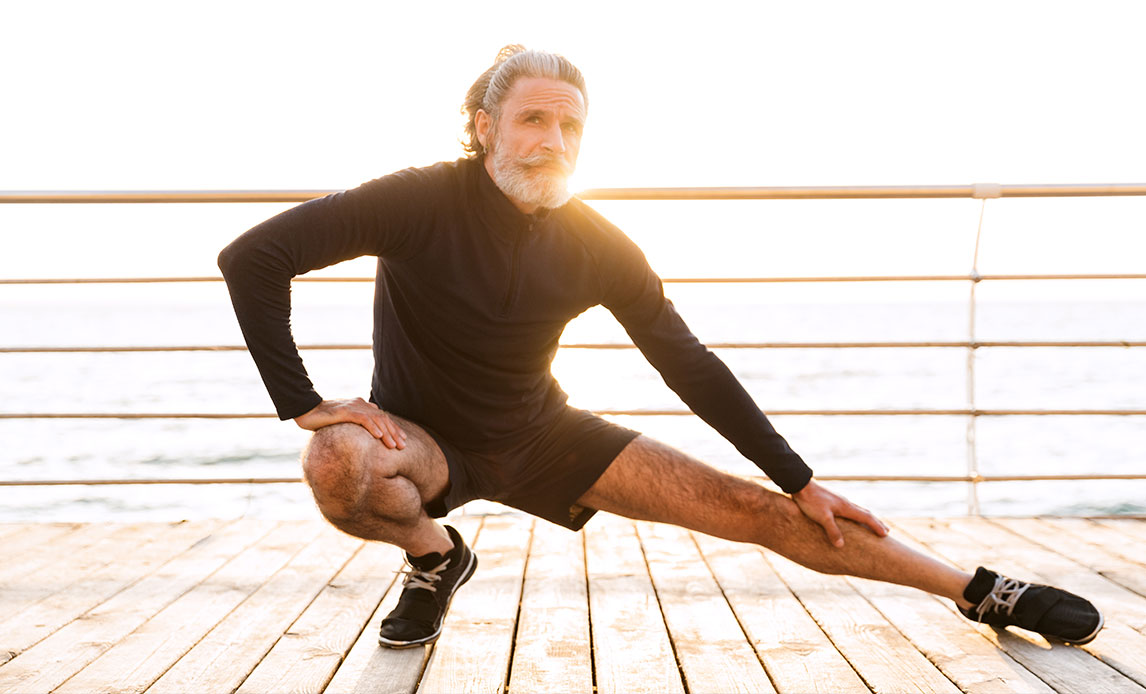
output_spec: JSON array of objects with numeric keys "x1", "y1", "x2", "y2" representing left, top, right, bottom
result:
[{"x1": 478, "y1": 77, "x2": 586, "y2": 213}]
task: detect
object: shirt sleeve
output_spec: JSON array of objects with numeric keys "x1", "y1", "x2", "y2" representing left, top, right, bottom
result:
[
  {"x1": 217, "y1": 168, "x2": 433, "y2": 419},
  {"x1": 601, "y1": 234, "x2": 813, "y2": 494}
]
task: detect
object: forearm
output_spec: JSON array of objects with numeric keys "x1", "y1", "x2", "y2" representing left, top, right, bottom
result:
[
  {"x1": 621, "y1": 302, "x2": 812, "y2": 493},
  {"x1": 218, "y1": 231, "x2": 322, "y2": 419},
  {"x1": 661, "y1": 349, "x2": 813, "y2": 493}
]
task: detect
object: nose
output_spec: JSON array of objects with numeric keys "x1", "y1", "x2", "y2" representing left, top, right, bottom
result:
[{"x1": 540, "y1": 122, "x2": 566, "y2": 154}]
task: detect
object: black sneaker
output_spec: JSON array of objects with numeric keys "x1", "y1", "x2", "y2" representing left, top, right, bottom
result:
[
  {"x1": 378, "y1": 525, "x2": 477, "y2": 648},
  {"x1": 959, "y1": 566, "x2": 1104, "y2": 645}
]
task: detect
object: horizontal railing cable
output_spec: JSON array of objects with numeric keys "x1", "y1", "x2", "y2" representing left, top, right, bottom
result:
[
  {"x1": 4, "y1": 273, "x2": 1146, "y2": 286},
  {"x1": 4, "y1": 183, "x2": 1146, "y2": 204},
  {"x1": 3, "y1": 340, "x2": 1143, "y2": 354},
  {"x1": 4, "y1": 409, "x2": 1144, "y2": 419},
  {"x1": 3, "y1": 472, "x2": 1144, "y2": 487}
]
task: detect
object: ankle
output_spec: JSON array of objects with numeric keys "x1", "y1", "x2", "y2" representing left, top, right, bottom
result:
[{"x1": 404, "y1": 524, "x2": 455, "y2": 557}]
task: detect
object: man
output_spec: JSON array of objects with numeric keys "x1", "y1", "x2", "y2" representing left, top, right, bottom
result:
[{"x1": 219, "y1": 45, "x2": 1103, "y2": 650}]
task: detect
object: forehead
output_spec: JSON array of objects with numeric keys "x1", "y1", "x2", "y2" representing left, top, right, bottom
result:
[{"x1": 502, "y1": 77, "x2": 586, "y2": 119}]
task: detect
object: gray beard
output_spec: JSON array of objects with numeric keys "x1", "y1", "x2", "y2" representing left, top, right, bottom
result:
[{"x1": 487, "y1": 141, "x2": 573, "y2": 210}]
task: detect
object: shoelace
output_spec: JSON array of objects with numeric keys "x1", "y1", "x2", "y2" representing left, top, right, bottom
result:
[
  {"x1": 975, "y1": 575, "x2": 1031, "y2": 619},
  {"x1": 395, "y1": 558, "x2": 451, "y2": 592}
]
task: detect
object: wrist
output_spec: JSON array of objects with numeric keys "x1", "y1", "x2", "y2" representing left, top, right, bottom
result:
[{"x1": 791, "y1": 478, "x2": 817, "y2": 498}]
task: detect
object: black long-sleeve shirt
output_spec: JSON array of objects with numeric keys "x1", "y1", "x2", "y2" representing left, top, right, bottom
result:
[{"x1": 218, "y1": 156, "x2": 813, "y2": 493}]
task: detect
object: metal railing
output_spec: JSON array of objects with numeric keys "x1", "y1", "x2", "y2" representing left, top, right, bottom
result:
[{"x1": 3, "y1": 183, "x2": 1144, "y2": 514}]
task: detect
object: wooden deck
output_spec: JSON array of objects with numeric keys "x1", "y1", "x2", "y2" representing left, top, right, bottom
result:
[{"x1": 2, "y1": 514, "x2": 1146, "y2": 693}]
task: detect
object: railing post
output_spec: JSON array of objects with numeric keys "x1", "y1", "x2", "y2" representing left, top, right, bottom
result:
[{"x1": 966, "y1": 186, "x2": 1000, "y2": 515}]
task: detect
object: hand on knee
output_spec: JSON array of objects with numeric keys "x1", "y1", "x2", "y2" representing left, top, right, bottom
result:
[{"x1": 792, "y1": 479, "x2": 888, "y2": 548}]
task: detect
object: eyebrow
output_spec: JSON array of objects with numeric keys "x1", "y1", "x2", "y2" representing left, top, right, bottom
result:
[{"x1": 515, "y1": 106, "x2": 586, "y2": 125}]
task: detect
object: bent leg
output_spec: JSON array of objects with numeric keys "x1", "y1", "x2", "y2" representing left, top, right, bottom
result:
[
  {"x1": 301, "y1": 417, "x2": 453, "y2": 556},
  {"x1": 577, "y1": 436, "x2": 974, "y2": 607}
]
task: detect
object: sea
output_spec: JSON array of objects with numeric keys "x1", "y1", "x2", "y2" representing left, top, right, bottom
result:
[{"x1": 2, "y1": 197, "x2": 1145, "y2": 522}]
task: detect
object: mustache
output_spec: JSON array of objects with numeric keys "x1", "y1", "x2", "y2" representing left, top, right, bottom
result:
[{"x1": 517, "y1": 152, "x2": 573, "y2": 175}]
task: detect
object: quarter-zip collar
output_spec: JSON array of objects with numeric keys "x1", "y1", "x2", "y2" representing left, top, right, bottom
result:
[{"x1": 471, "y1": 156, "x2": 557, "y2": 242}]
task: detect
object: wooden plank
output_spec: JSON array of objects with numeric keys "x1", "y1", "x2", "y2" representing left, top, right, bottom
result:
[
  {"x1": 54, "y1": 520, "x2": 327, "y2": 694},
  {"x1": 0, "y1": 519, "x2": 267, "y2": 694},
  {"x1": 894, "y1": 518, "x2": 1146, "y2": 693},
  {"x1": 1049, "y1": 518, "x2": 1146, "y2": 566},
  {"x1": 584, "y1": 514, "x2": 683, "y2": 694},
  {"x1": 322, "y1": 516, "x2": 481, "y2": 694},
  {"x1": 0, "y1": 522, "x2": 123, "y2": 585},
  {"x1": 764, "y1": 551, "x2": 961, "y2": 694},
  {"x1": 0, "y1": 522, "x2": 174, "y2": 630},
  {"x1": 416, "y1": 514, "x2": 531, "y2": 694},
  {"x1": 506, "y1": 521, "x2": 592, "y2": 694},
  {"x1": 637, "y1": 522, "x2": 775, "y2": 693},
  {"x1": 0, "y1": 523, "x2": 32, "y2": 542},
  {"x1": 846, "y1": 576, "x2": 1054, "y2": 693},
  {"x1": 146, "y1": 523, "x2": 362, "y2": 694},
  {"x1": 1094, "y1": 518, "x2": 1146, "y2": 545},
  {"x1": 235, "y1": 540, "x2": 403, "y2": 694},
  {"x1": 1041, "y1": 518, "x2": 1146, "y2": 600},
  {"x1": 0, "y1": 523, "x2": 85, "y2": 570},
  {"x1": 0, "y1": 520, "x2": 229, "y2": 667},
  {"x1": 693, "y1": 532, "x2": 870, "y2": 694}
]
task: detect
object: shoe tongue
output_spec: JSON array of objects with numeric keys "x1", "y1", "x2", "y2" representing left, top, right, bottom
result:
[
  {"x1": 407, "y1": 550, "x2": 446, "y2": 570},
  {"x1": 963, "y1": 566, "x2": 998, "y2": 604}
]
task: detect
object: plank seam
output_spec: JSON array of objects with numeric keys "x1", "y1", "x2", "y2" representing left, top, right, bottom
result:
[
  {"x1": 754, "y1": 547, "x2": 877, "y2": 692},
  {"x1": 1024, "y1": 517, "x2": 1146, "y2": 580},
  {"x1": 144, "y1": 520, "x2": 300, "y2": 691},
  {"x1": 412, "y1": 515, "x2": 485, "y2": 692},
  {"x1": 979, "y1": 517, "x2": 1146, "y2": 682},
  {"x1": 888, "y1": 520, "x2": 1069, "y2": 693},
  {"x1": 314, "y1": 550, "x2": 405, "y2": 693},
  {"x1": 25, "y1": 518, "x2": 266, "y2": 694},
  {"x1": 634, "y1": 522, "x2": 690, "y2": 694},
  {"x1": 687, "y1": 531, "x2": 781, "y2": 694},
  {"x1": 188, "y1": 525, "x2": 360, "y2": 693},
  {"x1": 26, "y1": 519, "x2": 245, "y2": 686},
  {"x1": 845, "y1": 576, "x2": 1000, "y2": 693},
  {"x1": 285, "y1": 539, "x2": 384, "y2": 694},
  {"x1": 501, "y1": 517, "x2": 535, "y2": 694},
  {"x1": 581, "y1": 529, "x2": 599, "y2": 694},
  {"x1": 954, "y1": 517, "x2": 1146, "y2": 688},
  {"x1": 0, "y1": 522, "x2": 184, "y2": 659}
]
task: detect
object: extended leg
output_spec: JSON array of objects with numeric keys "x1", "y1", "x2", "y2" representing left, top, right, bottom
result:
[
  {"x1": 577, "y1": 436, "x2": 975, "y2": 607},
  {"x1": 301, "y1": 418, "x2": 453, "y2": 556}
]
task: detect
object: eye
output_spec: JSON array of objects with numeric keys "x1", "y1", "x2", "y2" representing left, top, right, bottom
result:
[{"x1": 562, "y1": 122, "x2": 582, "y2": 134}]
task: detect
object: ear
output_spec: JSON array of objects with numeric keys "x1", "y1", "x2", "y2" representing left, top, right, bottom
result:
[{"x1": 475, "y1": 109, "x2": 492, "y2": 148}]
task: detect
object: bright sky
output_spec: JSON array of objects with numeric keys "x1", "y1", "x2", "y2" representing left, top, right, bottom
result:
[
  {"x1": 4, "y1": 0, "x2": 1146, "y2": 189},
  {"x1": 1, "y1": 0, "x2": 1144, "y2": 298}
]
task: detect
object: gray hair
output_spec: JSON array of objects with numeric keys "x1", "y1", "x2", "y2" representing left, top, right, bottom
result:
[{"x1": 462, "y1": 45, "x2": 588, "y2": 157}]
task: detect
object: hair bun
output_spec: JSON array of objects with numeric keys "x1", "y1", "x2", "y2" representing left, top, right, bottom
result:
[{"x1": 495, "y1": 44, "x2": 527, "y2": 64}]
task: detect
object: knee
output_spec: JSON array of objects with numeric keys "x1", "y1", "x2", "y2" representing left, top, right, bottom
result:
[
  {"x1": 744, "y1": 484, "x2": 807, "y2": 540},
  {"x1": 301, "y1": 423, "x2": 398, "y2": 522}
]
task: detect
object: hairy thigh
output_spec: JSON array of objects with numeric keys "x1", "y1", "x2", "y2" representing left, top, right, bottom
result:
[{"x1": 576, "y1": 435, "x2": 797, "y2": 542}]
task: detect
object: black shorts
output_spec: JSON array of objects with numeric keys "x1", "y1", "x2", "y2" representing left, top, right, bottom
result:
[{"x1": 421, "y1": 407, "x2": 640, "y2": 531}]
